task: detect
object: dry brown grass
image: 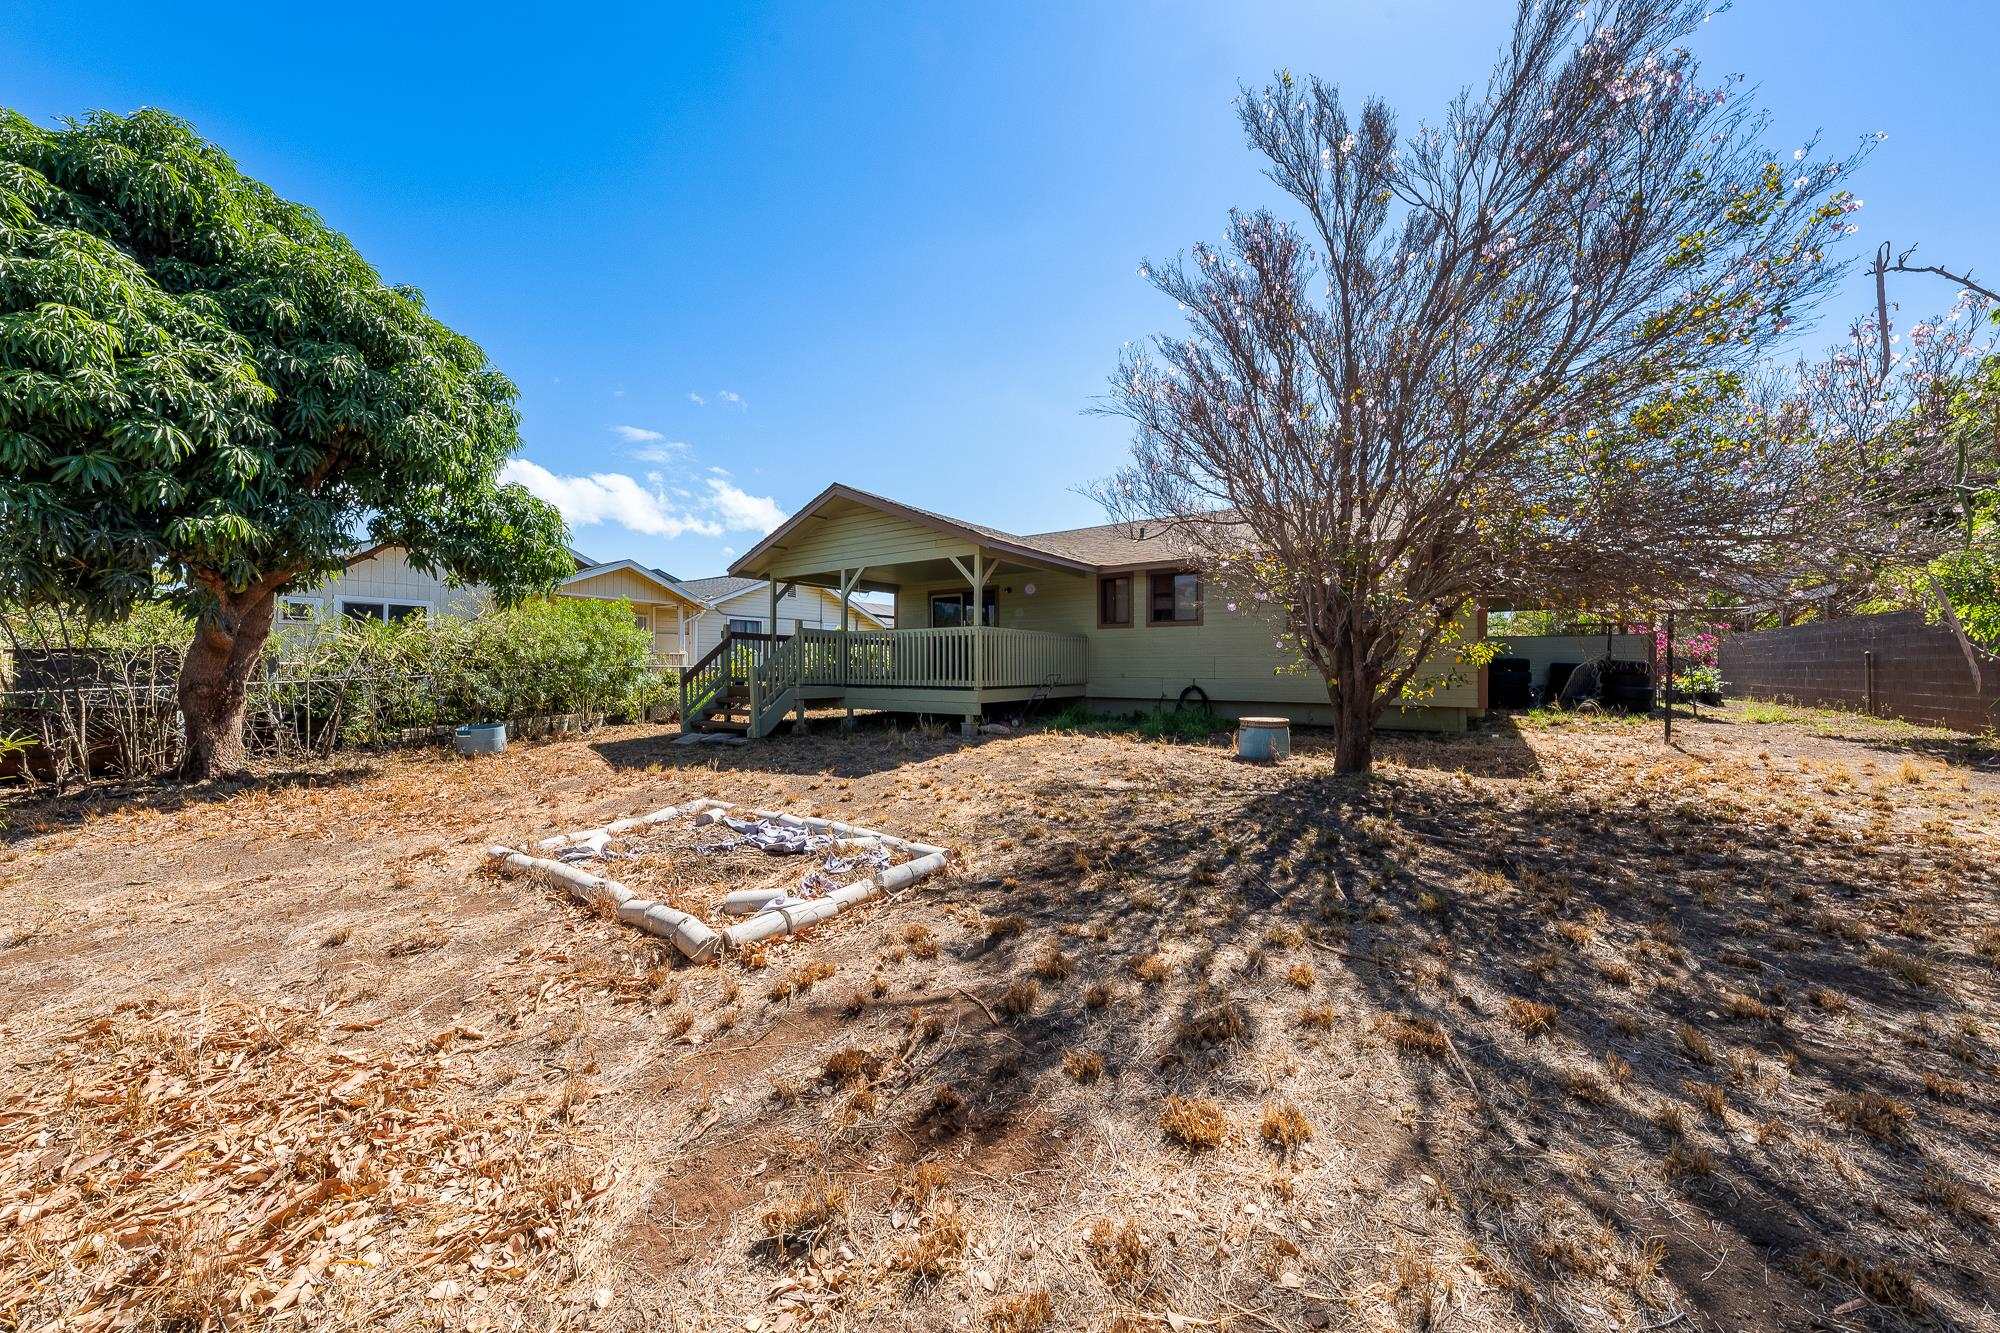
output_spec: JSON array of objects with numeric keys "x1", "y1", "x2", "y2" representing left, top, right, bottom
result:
[
  {"x1": 1826, "y1": 1089, "x2": 1913, "y2": 1141},
  {"x1": 760, "y1": 1181, "x2": 850, "y2": 1254},
  {"x1": 1386, "y1": 1016, "x2": 1450, "y2": 1058},
  {"x1": 1259, "y1": 1100, "x2": 1314, "y2": 1151},
  {"x1": 1505, "y1": 997, "x2": 1557, "y2": 1037},
  {"x1": 891, "y1": 1203, "x2": 969, "y2": 1281},
  {"x1": 1159, "y1": 1095, "x2": 1229, "y2": 1150},
  {"x1": 6, "y1": 708, "x2": 1996, "y2": 1329},
  {"x1": 1063, "y1": 1049, "x2": 1105, "y2": 1084},
  {"x1": 1085, "y1": 1217, "x2": 1151, "y2": 1293},
  {"x1": 998, "y1": 977, "x2": 1040, "y2": 1016},
  {"x1": 987, "y1": 1290, "x2": 1056, "y2": 1331}
]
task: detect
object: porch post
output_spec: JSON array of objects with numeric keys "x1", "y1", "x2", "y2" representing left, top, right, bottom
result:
[
  {"x1": 839, "y1": 567, "x2": 855, "y2": 728},
  {"x1": 969, "y1": 549, "x2": 985, "y2": 735},
  {"x1": 768, "y1": 579, "x2": 780, "y2": 636}
]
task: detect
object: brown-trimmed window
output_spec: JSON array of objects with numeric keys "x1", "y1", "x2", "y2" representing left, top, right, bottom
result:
[
  {"x1": 1148, "y1": 570, "x2": 1201, "y2": 625},
  {"x1": 1097, "y1": 574, "x2": 1132, "y2": 627}
]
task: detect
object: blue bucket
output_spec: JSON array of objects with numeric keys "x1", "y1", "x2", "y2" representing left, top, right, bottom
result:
[{"x1": 454, "y1": 722, "x2": 507, "y2": 756}]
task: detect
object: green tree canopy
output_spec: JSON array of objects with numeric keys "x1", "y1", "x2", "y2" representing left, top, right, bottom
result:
[{"x1": 0, "y1": 108, "x2": 571, "y2": 775}]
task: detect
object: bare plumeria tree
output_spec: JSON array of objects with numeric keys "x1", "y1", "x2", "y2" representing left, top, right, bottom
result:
[{"x1": 1095, "y1": 0, "x2": 1873, "y2": 772}]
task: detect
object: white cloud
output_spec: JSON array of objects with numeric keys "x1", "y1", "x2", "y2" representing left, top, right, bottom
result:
[
  {"x1": 503, "y1": 458, "x2": 788, "y2": 541},
  {"x1": 717, "y1": 389, "x2": 745, "y2": 407},
  {"x1": 705, "y1": 476, "x2": 786, "y2": 534},
  {"x1": 501, "y1": 459, "x2": 721, "y2": 539},
  {"x1": 687, "y1": 392, "x2": 707, "y2": 407},
  {"x1": 631, "y1": 441, "x2": 689, "y2": 464},
  {"x1": 612, "y1": 424, "x2": 664, "y2": 442}
]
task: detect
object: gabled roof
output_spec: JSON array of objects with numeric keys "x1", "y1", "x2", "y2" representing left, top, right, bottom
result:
[
  {"x1": 731, "y1": 483, "x2": 1117, "y2": 578},
  {"x1": 561, "y1": 559, "x2": 705, "y2": 609},
  {"x1": 676, "y1": 574, "x2": 888, "y2": 628}
]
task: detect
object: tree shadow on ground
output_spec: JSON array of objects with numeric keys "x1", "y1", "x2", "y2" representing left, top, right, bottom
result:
[
  {"x1": 0, "y1": 762, "x2": 378, "y2": 846},
  {"x1": 589, "y1": 714, "x2": 983, "y2": 783},
  {"x1": 890, "y1": 748, "x2": 1997, "y2": 1330}
]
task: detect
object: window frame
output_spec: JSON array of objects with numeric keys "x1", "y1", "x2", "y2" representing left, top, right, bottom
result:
[
  {"x1": 726, "y1": 617, "x2": 764, "y2": 636},
  {"x1": 1096, "y1": 573, "x2": 1133, "y2": 628},
  {"x1": 1146, "y1": 570, "x2": 1203, "y2": 627},
  {"x1": 929, "y1": 588, "x2": 998, "y2": 628},
  {"x1": 336, "y1": 597, "x2": 431, "y2": 624}
]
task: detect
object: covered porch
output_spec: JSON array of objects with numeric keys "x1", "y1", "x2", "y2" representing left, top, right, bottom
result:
[{"x1": 688, "y1": 486, "x2": 1095, "y2": 737}]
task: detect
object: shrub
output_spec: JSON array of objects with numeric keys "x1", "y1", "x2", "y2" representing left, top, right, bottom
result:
[{"x1": 268, "y1": 596, "x2": 656, "y2": 743}]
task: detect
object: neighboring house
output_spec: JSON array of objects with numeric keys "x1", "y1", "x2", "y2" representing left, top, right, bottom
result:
[
  {"x1": 276, "y1": 544, "x2": 495, "y2": 627},
  {"x1": 293, "y1": 546, "x2": 706, "y2": 666},
  {"x1": 673, "y1": 576, "x2": 889, "y2": 661},
  {"x1": 707, "y1": 482, "x2": 1485, "y2": 736},
  {"x1": 558, "y1": 560, "x2": 707, "y2": 666},
  {"x1": 304, "y1": 547, "x2": 884, "y2": 671}
]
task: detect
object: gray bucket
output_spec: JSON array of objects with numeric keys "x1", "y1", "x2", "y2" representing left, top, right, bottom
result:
[
  {"x1": 1235, "y1": 717, "x2": 1291, "y2": 762},
  {"x1": 454, "y1": 722, "x2": 507, "y2": 756}
]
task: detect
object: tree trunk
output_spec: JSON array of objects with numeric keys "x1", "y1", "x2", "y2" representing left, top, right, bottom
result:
[
  {"x1": 177, "y1": 588, "x2": 277, "y2": 780},
  {"x1": 1328, "y1": 620, "x2": 1381, "y2": 776}
]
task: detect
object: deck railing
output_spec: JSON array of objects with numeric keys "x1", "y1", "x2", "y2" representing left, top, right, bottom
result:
[{"x1": 798, "y1": 626, "x2": 1085, "y2": 690}]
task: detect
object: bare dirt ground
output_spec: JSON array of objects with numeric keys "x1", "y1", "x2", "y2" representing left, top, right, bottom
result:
[{"x1": 2, "y1": 704, "x2": 1997, "y2": 1332}]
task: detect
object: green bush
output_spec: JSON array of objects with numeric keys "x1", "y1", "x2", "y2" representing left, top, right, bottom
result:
[{"x1": 272, "y1": 597, "x2": 655, "y2": 743}]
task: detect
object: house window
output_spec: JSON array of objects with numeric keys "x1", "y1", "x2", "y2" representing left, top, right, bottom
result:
[
  {"x1": 1148, "y1": 571, "x2": 1201, "y2": 625},
  {"x1": 1097, "y1": 575, "x2": 1132, "y2": 628},
  {"x1": 727, "y1": 617, "x2": 763, "y2": 635},
  {"x1": 929, "y1": 589, "x2": 997, "y2": 628},
  {"x1": 278, "y1": 597, "x2": 320, "y2": 623},
  {"x1": 633, "y1": 610, "x2": 652, "y2": 633},
  {"x1": 340, "y1": 600, "x2": 427, "y2": 624}
]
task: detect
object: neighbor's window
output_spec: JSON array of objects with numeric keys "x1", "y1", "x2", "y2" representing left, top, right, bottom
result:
[
  {"x1": 1098, "y1": 574, "x2": 1132, "y2": 627},
  {"x1": 278, "y1": 598, "x2": 319, "y2": 623},
  {"x1": 341, "y1": 600, "x2": 426, "y2": 624},
  {"x1": 727, "y1": 617, "x2": 763, "y2": 635},
  {"x1": 1148, "y1": 571, "x2": 1201, "y2": 625}
]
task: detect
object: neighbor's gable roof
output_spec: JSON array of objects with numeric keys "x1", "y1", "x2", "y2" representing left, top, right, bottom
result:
[
  {"x1": 675, "y1": 574, "x2": 887, "y2": 628},
  {"x1": 561, "y1": 559, "x2": 706, "y2": 609},
  {"x1": 729, "y1": 482, "x2": 1190, "y2": 578}
]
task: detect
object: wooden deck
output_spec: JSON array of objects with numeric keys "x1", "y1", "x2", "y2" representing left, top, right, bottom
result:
[{"x1": 680, "y1": 626, "x2": 1087, "y2": 736}]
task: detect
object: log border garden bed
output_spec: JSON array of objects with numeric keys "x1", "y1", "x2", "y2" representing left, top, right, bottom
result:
[{"x1": 488, "y1": 797, "x2": 948, "y2": 961}]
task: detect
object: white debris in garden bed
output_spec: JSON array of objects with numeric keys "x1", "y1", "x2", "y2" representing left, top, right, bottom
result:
[{"x1": 488, "y1": 798, "x2": 948, "y2": 962}]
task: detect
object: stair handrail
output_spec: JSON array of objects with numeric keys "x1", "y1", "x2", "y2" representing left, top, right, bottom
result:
[{"x1": 749, "y1": 631, "x2": 805, "y2": 737}]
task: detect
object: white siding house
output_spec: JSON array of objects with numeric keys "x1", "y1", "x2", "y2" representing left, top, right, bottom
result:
[
  {"x1": 301, "y1": 551, "x2": 876, "y2": 672},
  {"x1": 674, "y1": 576, "x2": 889, "y2": 660},
  {"x1": 278, "y1": 545, "x2": 490, "y2": 627}
]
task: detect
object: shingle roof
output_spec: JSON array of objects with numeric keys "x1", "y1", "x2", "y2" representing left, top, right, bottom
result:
[
  {"x1": 1016, "y1": 520, "x2": 1184, "y2": 567},
  {"x1": 674, "y1": 575, "x2": 765, "y2": 603},
  {"x1": 819, "y1": 485, "x2": 1184, "y2": 569}
]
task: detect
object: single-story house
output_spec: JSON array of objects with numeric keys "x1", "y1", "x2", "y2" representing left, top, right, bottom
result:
[{"x1": 702, "y1": 482, "x2": 1485, "y2": 737}]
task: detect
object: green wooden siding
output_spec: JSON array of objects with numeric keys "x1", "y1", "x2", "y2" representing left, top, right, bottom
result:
[
  {"x1": 762, "y1": 503, "x2": 976, "y2": 580},
  {"x1": 894, "y1": 570, "x2": 1481, "y2": 714}
]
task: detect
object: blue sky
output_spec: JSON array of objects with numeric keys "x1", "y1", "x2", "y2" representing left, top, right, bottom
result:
[{"x1": 6, "y1": 1, "x2": 1996, "y2": 578}]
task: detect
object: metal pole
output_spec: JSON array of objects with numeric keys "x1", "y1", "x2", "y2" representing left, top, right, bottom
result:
[
  {"x1": 1663, "y1": 610, "x2": 1675, "y2": 746},
  {"x1": 1864, "y1": 650, "x2": 1877, "y2": 716}
]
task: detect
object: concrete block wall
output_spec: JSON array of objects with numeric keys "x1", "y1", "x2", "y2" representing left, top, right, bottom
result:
[{"x1": 1717, "y1": 611, "x2": 1999, "y2": 736}]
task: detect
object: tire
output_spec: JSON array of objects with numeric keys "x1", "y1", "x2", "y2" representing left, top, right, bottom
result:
[{"x1": 1178, "y1": 684, "x2": 1210, "y2": 711}]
